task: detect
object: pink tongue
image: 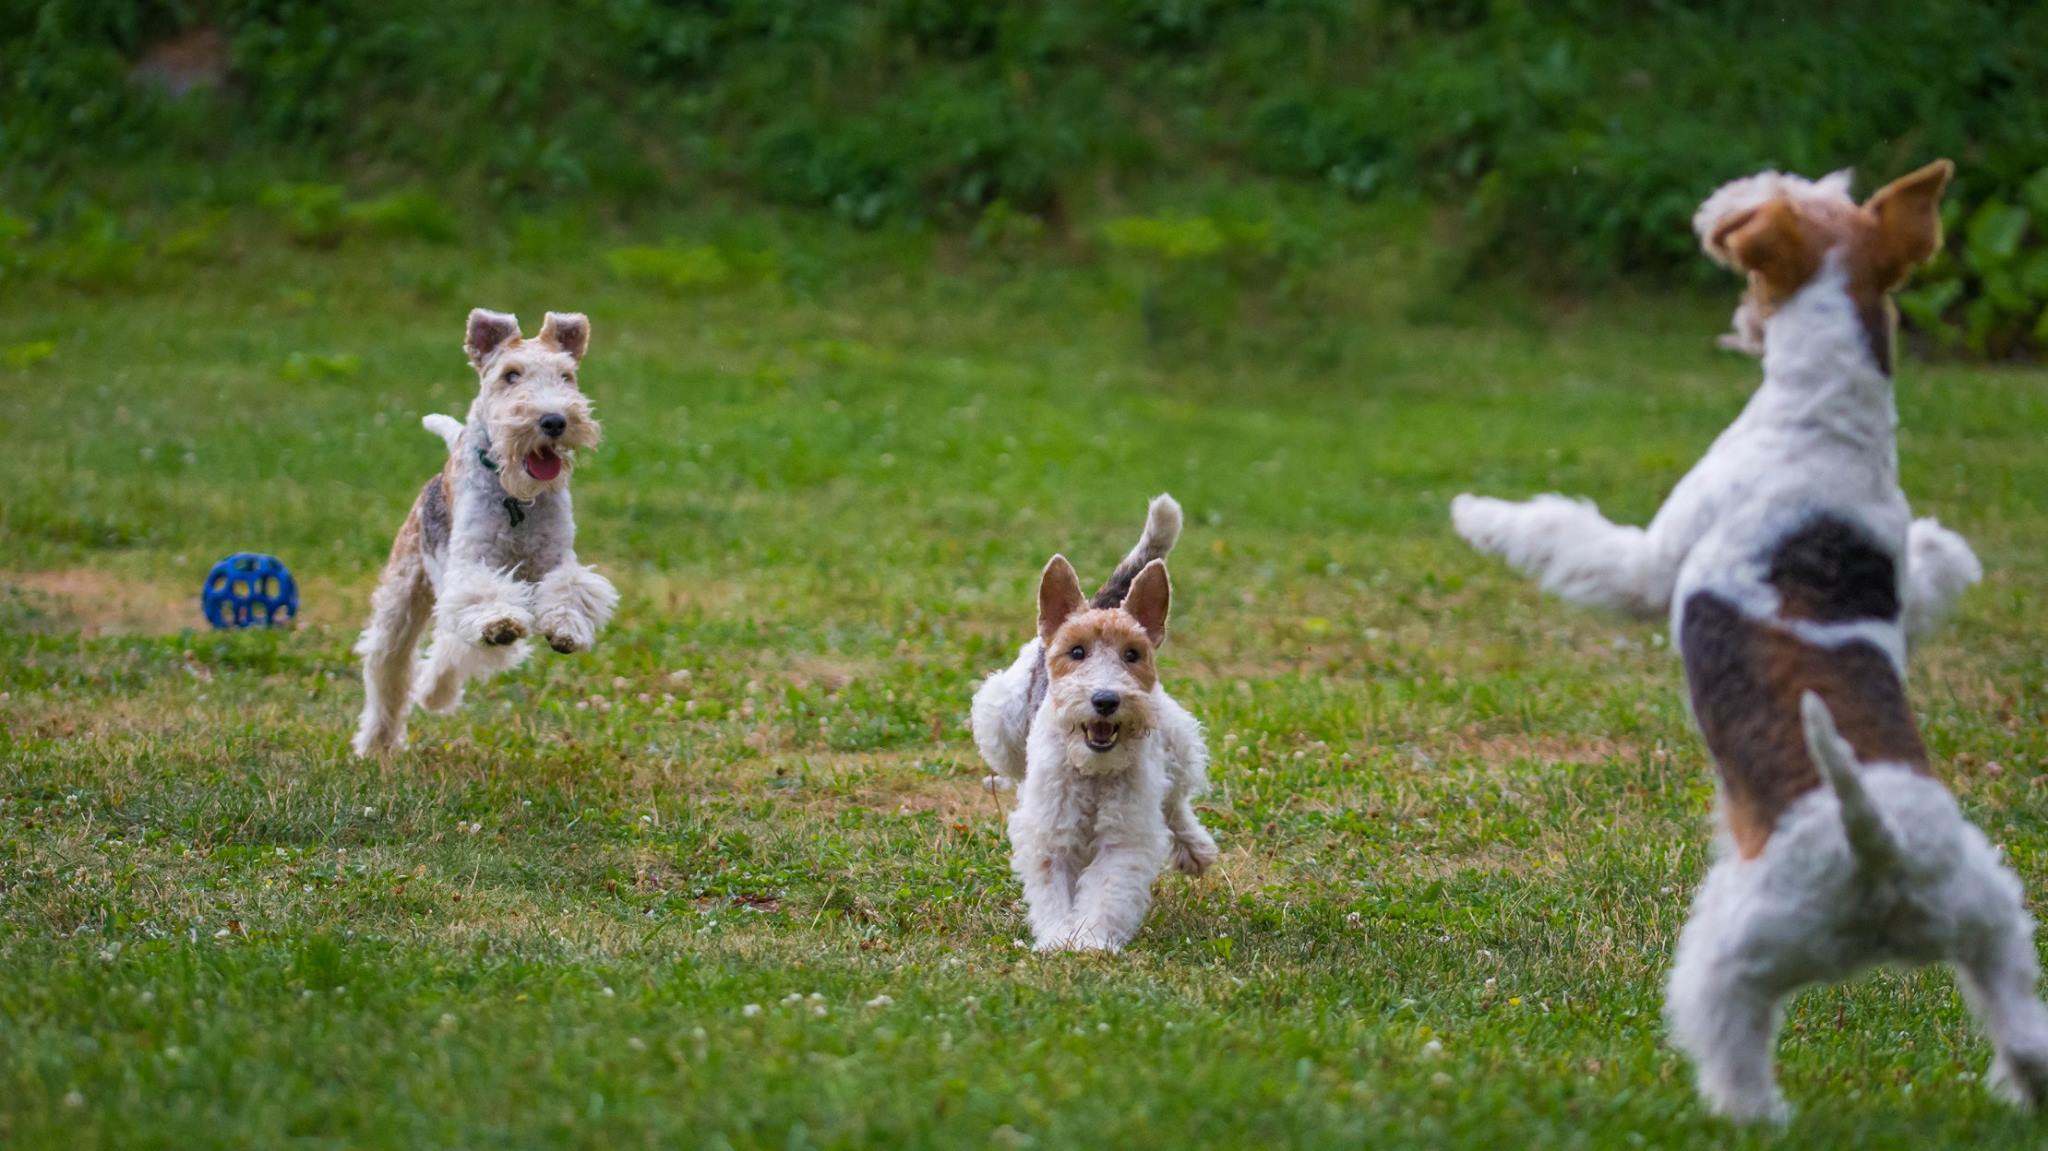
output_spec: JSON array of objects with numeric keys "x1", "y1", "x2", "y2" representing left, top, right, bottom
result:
[{"x1": 523, "y1": 451, "x2": 563, "y2": 481}]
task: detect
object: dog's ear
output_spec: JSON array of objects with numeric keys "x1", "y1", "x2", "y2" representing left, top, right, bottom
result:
[
  {"x1": 1710, "y1": 199, "x2": 1821, "y2": 301},
  {"x1": 1037, "y1": 555, "x2": 1086, "y2": 645},
  {"x1": 465, "y1": 309, "x2": 521, "y2": 369},
  {"x1": 1122, "y1": 559, "x2": 1170, "y2": 647},
  {"x1": 537, "y1": 312, "x2": 591, "y2": 362},
  {"x1": 1864, "y1": 159, "x2": 1953, "y2": 286}
]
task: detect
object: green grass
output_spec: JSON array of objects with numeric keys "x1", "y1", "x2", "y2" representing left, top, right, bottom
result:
[{"x1": 3, "y1": 200, "x2": 2047, "y2": 1149}]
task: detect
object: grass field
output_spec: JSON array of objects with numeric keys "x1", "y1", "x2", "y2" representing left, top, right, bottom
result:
[{"x1": 3, "y1": 201, "x2": 2047, "y2": 1148}]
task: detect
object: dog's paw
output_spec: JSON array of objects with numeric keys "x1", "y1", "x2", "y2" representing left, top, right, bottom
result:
[
  {"x1": 982, "y1": 774, "x2": 1015, "y2": 793},
  {"x1": 1170, "y1": 830, "x2": 1219, "y2": 877},
  {"x1": 351, "y1": 727, "x2": 404, "y2": 759},
  {"x1": 478, "y1": 616, "x2": 528, "y2": 646},
  {"x1": 1988, "y1": 1047, "x2": 2048, "y2": 1109},
  {"x1": 535, "y1": 608, "x2": 595, "y2": 654},
  {"x1": 1703, "y1": 1087, "x2": 1792, "y2": 1126}
]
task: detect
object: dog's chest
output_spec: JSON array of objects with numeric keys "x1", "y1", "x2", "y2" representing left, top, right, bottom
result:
[{"x1": 437, "y1": 464, "x2": 573, "y2": 578}]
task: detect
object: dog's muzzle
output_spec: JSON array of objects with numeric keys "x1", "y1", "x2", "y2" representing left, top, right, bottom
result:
[
  {"x1": 1083, "y1": 719, "x2": 1120, "y2": 752},
  {"x1": 523, "y1": 447, "x2": 563, "y2": 482}
]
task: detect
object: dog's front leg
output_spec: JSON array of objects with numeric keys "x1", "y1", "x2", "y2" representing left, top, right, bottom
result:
[
  {"x1": 1068, "y1": 840, "x2": 1165, "y2": 952},
  {"x1": 1451, "y1": 493, "x2": 1674, "y2": 616},
  {"x1": 1903, "y1": 517, "x2": 1983, "y2": 642},
  {"x1": 1018, "y1": 849, "x2": 1079, "y2": 951},
  {"x1": 533, "y1": 559, "x2": 619, "y2": 654},
  {"x1": 413, "y1": 563, "x2": 533, "y2": 713},
  {"x1": 441, "y1": 562, "x2": 534, "y2": 647}
]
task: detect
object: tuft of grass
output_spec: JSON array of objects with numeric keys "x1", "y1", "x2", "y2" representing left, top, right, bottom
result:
[{"x1": 2, "y1": 205, "x2": 2047, "y2": 1148}]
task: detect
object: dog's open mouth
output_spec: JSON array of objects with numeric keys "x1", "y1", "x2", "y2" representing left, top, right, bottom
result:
[
  {"x1": 523, "y1": 448, "x2": 563, "y2": 482},
  {"x1": 1083, "y1": 720, "x2": 1120, "y2": 753}
]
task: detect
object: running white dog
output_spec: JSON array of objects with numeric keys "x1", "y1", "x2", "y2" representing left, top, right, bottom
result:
[
  {"x1": 971, "y1": 495, "x2": 1218, "y2": 952},
  {"x1": 1455, "y1": 161, "x2": 2048, "y2": 1121},
  {"x1": 352, "y1": 308, "x2": 618, "y2": 757}
]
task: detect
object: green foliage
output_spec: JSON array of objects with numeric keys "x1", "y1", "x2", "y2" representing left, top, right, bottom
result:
[
  {"x1": 2, "y1": 340, "x2": 56, "y2": 370},
  {"x1": 278, "y1": 351, "x2": 362, "y2": 381},
  {"x1": 605, "y1": 244, "x2": 733, "y2": 293},
  {"x1": 3, "y1": 1, "x2": 2046, "y2": 354},
  {"x1": 1902, "y1": 170, "x2": 2048, "y2": 358}
]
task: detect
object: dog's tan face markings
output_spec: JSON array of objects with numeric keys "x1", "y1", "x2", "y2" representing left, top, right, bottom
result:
[
  {"x1": 1046, "y1": 613, "x2": 1158, "y2": 692},
  {"x1": 1709, "y1": 160, "x2": 1952, "y2": 373},
  {"x1": 1681, "y1": 591, "x2": 1929, "y2": 858},
  {"x1": 1036, "y1": 556, "x2": 1170, "y2": 756},
  {"x1": 461, "y1": 308, "x2": 599, "y2": 500}
]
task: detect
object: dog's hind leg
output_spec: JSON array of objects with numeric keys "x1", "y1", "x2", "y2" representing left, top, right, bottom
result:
[
  {"x1": 352, "y1": 542, "x2": 434, "y2": 758},
  {"x1": 1666, "y1": 870, "x2": 1792, "y2": 1123},
  {"x1": 1451, "y1": 493, "x2": 1672, "y2": 616},
  {"x1": 1954, "y1": 893, "x2": 2048, "y2": 1108},
  {"x1": 533, "y1": 560, "x2": 618, "y2": 654}
]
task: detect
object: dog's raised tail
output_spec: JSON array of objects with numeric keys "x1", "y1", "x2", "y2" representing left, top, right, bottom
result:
[
  {"x1": 1801, "y1": 692, "x2": 1901, "y2": 872},
  {"x1": 1092, "y1": 494, "x2": 1183, "y2": 608},
  {"x1": 422, "y1": 413, "x2": 464, "y2": 452}
]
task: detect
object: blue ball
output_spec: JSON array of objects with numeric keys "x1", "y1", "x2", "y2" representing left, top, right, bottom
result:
[{"x1": 202, "y1": 553, "x2": 299, "y2": 629}]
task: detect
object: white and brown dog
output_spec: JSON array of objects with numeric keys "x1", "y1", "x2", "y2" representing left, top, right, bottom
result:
[
  {"x1": 971, "y1": 495, "x2": 1218, "y2": 952},
  {"x1": 1455, "y1": 162, "x2": 2048, "y2": 1120},
  {"x1": 352, "y1": 308, "x2": 618, "y2": 757}
]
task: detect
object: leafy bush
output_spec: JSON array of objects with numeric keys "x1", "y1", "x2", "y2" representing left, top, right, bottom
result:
[
  {"x1": 605, "y1": 245, "x2": 733, "y2": 293},
  {"x1": 4, "y1": 0, "x2": 2046, "y2": 354},
  {"x1": 1901, "y1": 170, "x2": 2048, "y2": 358},
  {"x1": 1101, "y1": 211, "x2": 1286, "y2": 347}
]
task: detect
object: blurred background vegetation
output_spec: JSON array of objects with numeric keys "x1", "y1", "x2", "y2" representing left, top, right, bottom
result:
[{"x1": 4, "y1": 0, "x2": 2047, "y2": 356}]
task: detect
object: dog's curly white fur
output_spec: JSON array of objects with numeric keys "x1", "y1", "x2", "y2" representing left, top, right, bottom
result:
[
  {"x1": 971, "y1": 495, "x2": 1216, "y2": 952},
  {"x1": 352, "y1": 308, "x2": 618, "y2": 757},
  {"x1": 1454, "y1": 162, "x2": 2046, "y2": 1120}
]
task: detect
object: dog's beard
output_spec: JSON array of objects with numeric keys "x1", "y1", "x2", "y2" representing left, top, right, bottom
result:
[
  {"x1": 1048, "y1": 686, "x2": 1158, "y2": 773},
  {"x1": 485, "y1": 396, "x2": 598, "y2": 500}
]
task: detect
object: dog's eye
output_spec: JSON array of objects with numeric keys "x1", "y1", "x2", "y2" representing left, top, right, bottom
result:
[
  {"x1": 1124, "y1": 647, "x2": 1141, "y2": 663},
  {"x1": 1067, "y1": 645, "x2": 1086, "y2": 661},
  {"x1": 502, "y1": 369, "x2": 521, "y2": 385}
]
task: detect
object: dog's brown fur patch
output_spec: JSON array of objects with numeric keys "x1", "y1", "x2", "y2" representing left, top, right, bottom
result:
[
  {"x1": 1680, "y1": 591, "x2": 1928, "y2": 857},
  {"x1": 1045, "y1": 610, "x2": 1158, "y2": 692},
  {"x1": 1711, "y1": 160, "x2": 1951, "y2": 374}
]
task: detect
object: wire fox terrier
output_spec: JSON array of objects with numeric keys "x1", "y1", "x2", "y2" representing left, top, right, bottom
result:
[
  {"x1": 352, "y1": 308, "x2": 619, "y2": 757},
  {"x1": 971, "y1": 495, "x2": 1218, "y2": 952},
  {"x1": 1454, "y1": 162, "x2": 2048, "y2": 1120}
]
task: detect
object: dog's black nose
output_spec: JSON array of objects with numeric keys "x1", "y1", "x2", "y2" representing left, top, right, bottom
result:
[
  {"x1": 1090, "y1": 691, "x2": 1120, "y2": 716},
  {"x1": 539, "y1": 413, "x2": 567, "y2": 438}
]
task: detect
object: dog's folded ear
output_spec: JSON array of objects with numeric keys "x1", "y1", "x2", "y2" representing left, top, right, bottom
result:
[
  {"x1": 465, "y1": 309, "x2": 521, "y2": 369},
  {"x1": 1037, "y1": 555, "x2": 1086, "y2": 645},
  {"x1": 538, "y1": 312, "x2": 591, "y2": 361},
  {"x1": 1123, "y1": 559, "x2": 1170, "y2": 647},
  {"x1": 1711, "y1": 199, "x2": 1820, "y2": 302},
  {"x1": 1864, "y1": 159, "x2": 1953, "y2": 287}
]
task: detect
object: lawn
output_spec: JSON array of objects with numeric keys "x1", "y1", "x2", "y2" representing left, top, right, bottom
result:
[{"x1": 2, "y1": 200, "x2": 2046, "y2": 1149}]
